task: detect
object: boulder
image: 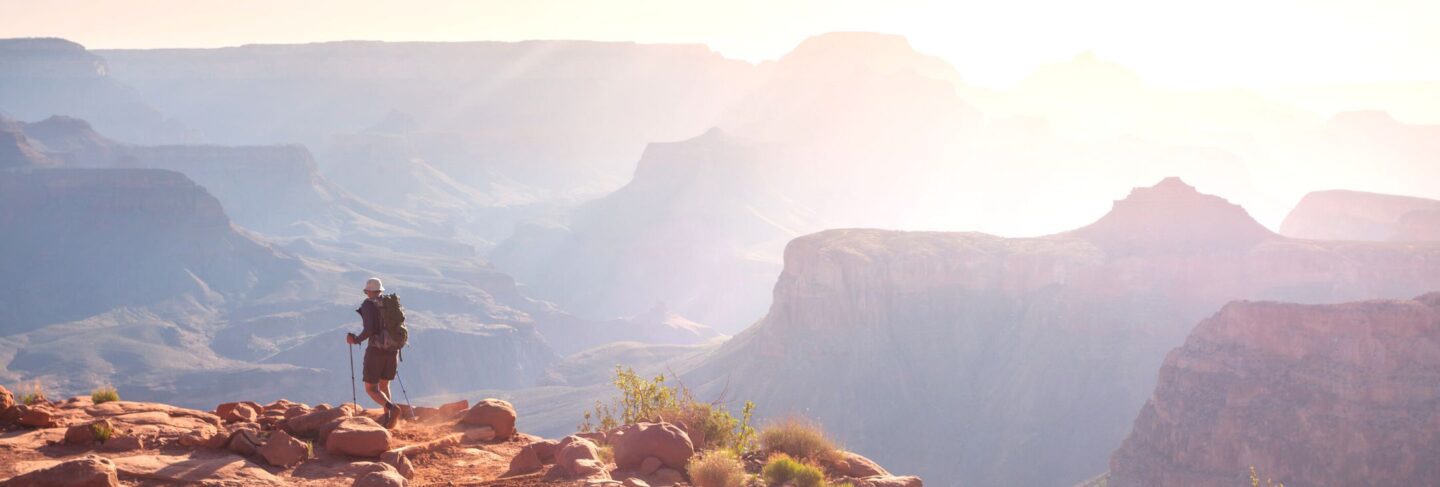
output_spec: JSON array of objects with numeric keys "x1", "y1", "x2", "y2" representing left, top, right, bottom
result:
[
  {"x1": 529, "y1": 439, "x2": 560, "y2": 463},
  {"x1": 611, "y1": 422, "x2": 693, "y2": 470},
  {"x1": 853, "y1": 476, "x2": 924, "y2": 487},
  {"x1": 264, "y1": 399, "x2": 296, "y2": 411},
  {"x1": 623, "y1": 479, "x2": 651, "y2": 487},
  {"x1": 639, "y1": 457, "x2": 662, "y2": 475},
  {"x1": 460, "y1": 399, "x2": 516, "y2": 440},
  {"x1": 258, "y1": 430, "x2": 310, "y2": 468},
  {"x1": 5, "y1": 455, "x2": 119, "y2": 487},
  {"x1": 1, "y1": 401, "x2": 22, "y2": 425},
  {"x1": 64, "y1": 419, "x2": 113, "y2": 446},
  {"x1": 464, "y1": 426, "x2": 496, "y2": 442},
  {"x1": 99, "y1": 435, "x2": 144, "y2": 452},
  {"x1": 216, "y1": 402, "x2": 258, "y2": 423},
  {"x1": 577, "y1": 431, "x2": 607, "y2": 445},
  {"x1": 179, "y1": 428, "x2": 229, "y2": 449},
  {"x1": 286, "y1": 404, "x2": 353, "y2": 438},
  {"x1": 834, "y1": 451, "x2": 891, "y2": 478},
  {"x1": 18, "y1": 404, "x2": 59, "y2": 428},
  {"x1": 438, "y1": 399, "x2": 469, "y2": 415},
  {"x1": 228, "y1": 429, "x2": 263, "y2": 456},
  {"x1": 326, "y1": 417, "x2": 391, "y2": 458},
  {"x1": 504, "y1": 444, "x2": 543, "y2": 476},
  {"x1": 0, "y1": 384, "x2": 13, "y2": 413},
  {"x1": 556, "y1": 435, "x2": 608, "y2": 479},
  {"x1": 353, "y1": 470, "x2": 408, "y2": 487},
  {"x1": 283, "y1": 405, "x2": 310, "y2": 420}
]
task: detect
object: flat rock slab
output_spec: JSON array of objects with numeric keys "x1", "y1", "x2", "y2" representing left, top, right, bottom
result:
[{"x1": 110, "y1": 451, "x2": 283, "y2": 485}]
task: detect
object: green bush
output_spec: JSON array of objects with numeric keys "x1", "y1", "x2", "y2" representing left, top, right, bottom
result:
[
  {"x1": 762, "y1": 454, "x2": 824, "y2": 487},
  {"x1": 688, "y1": 449, "x2": 747, "y2": 487},
  {"x1": 759, "y1": 417, "x2": 840, "y2": 463},
  {"x1": 91, "y1": 422, "x2": 114, "y2": 443},
  {"x1": 91, "y1": 385, "x2": 120, "y2": 404},
  {"x1": 1250, "y1": 466, "x2": 1286, "y2": 487},
  {"x1": 580, "y1": 365, "x2": 757, "y2": 454}
]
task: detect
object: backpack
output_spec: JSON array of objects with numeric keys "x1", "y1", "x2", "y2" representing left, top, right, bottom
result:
[{"x1": 379, "y1": 293, "x2": 408, "y2": 351}]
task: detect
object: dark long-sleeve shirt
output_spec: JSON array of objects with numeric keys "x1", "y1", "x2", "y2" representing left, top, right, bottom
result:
[{"x1": 355, "y1": 298, "x2": 386, "y2": 349}]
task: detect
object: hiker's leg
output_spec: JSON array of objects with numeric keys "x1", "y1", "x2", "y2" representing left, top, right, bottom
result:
[
  {"x1": 363, "y1": 381, "x2": 388, "y2": 407},
  {"x1": 377, "y1": 379, "x2": 393, "y2": 405}
]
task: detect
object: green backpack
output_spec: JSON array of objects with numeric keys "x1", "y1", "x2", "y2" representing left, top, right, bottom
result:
[{"x1": 379, "y1": 293, "x2": 408, "y2": 351}]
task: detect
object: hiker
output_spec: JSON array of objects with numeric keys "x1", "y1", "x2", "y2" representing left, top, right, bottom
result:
[{"x1": 346, "y1": 277, "x2": 403, "y2": 428}]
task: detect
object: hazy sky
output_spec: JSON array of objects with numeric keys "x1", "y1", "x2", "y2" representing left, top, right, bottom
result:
[{"x1": 4, "y1": 0, "x2": 1440, "y2": 88}]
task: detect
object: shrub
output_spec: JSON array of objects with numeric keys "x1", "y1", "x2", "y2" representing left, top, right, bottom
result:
[
  {"x1": 597, "y1": 444, "x2": 615, "y2": 465},
  {"x1": 91, "y1": 422, "x2": 114, "y2": 443},
  {"x1": 1250, "y1": 466, "x2": 1286, "y2": 487},
  {"x1": 688, "y1": 449, "x2": 747, "y2": 487},
  {"x1": 762, "y1": 453, "x2": 824, "y2": 487},
  {"x1": 91, "y1": 385, "x2": 120, "y2": 404},
  {"x1": 17, "y1": 380, "x2": 47, "y2": 405},
  {"x1": 581, "y1": 365, "x2": 757, "y2": 454},
  {"x1": 758, "y1": 417, "x2": 839, "y2": 463}
]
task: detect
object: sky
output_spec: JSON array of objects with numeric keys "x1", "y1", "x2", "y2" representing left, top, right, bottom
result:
[{"x1": 4, "y1": 0, "x2": 1440, "y2": 89}]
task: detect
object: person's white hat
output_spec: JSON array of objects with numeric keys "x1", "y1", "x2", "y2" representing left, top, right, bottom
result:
[{"x1": 364, "y1": 278, "x2": 385, "y2": 293}]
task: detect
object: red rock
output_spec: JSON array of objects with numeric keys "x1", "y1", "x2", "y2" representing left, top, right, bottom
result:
[
  {"x1": 437, "y1": 399, "x2": 469, "y2": 415},
  {"x1": 577, "y1": 431, "x2": 607, "y2": 445},
  {"x1": 353, "y1": 469, "x2": 408, "y2": 487},
  {"x1": 505, "y1": 444, "x2": 543, "y2": 476},
  {"x1": 460, "y1": 399, "x2": 516, "y2": 440},
  {"x1": 18, "y1": 404, "x2": 58, "y2": 428},
  {"x1": 638, "y1": 456, "x2": 662, "y2": 475},
  {"x1": 286, "y1": 404, "x2": 353, "y2": 438},
  {"x1": 283, "y1": 405, "x2": 310, "y2": 420},
  {"x1": 258, "y1": 430, "x2": 310, "y2": 468},
  {"x1": 0, "y1": 384, "x2": 13, "y2": 414},
  {"x1": 464, "y1": 426, "x2": 496, "y2": 442},
  {"x1": 1279, "y1": 189, "x2": 1440, "y2": 242},
  {"x1": 98, "y1": 435, "x2": 144, "y2": 452},
  {"x1": 833, "y1": 451, "x2": 890, "y2": 478},
  {"x1": 1109, "y1": 295, "x2": 1440, "y2": 487},
  {"x1": 611, "y1": 422, "x2": 693, "y2": 471},
  {"x1": 326, "y1": 416, "x2": 391, "y2": 458},
  {"x1": 556, "y1": 435, "x2": 608, "y2": 479},
  {"x1": 215, "y1": 402, "x2": 259, "y2": 423},
  {"x1": 853, "y1": 476, "x2": 923, "y2": 487},
  {"x1": 648, "y1": 467, "x2": 683, "y2": 486},
  {"x1": 529, "y1": 439, "x2": 560, "y2": 463},
  {"x1": 64, "y1": 419, "x2": 113, "y2": 446},
  {"x1": 227, "y1": 429, "x2": 263, "y2": 456},
  {"x1": 5, "y1": 455, "x2": 119, "y2": 487}
]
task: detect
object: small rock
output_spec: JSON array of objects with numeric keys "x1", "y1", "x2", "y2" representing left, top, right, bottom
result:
[
  {"x1": 556, "y1": 435, "x2": 607, "y2": 479},
  {"x1": 529, "y1": 439, "x2": 560, "y2": 463},
  {"x1": 100, "y1": 435, "x2": 144, "y2": 452},
  {"x1": 258, "y1": 430, "x2": 310, "y2": 468},
  {"x1": 464, "y1": 426, "x2": 496, "y2": 442},
  {"x1": 326, "y1": 416, "x2": 391, "y2": 458},
  {"x1": 353, "y1": 470, "x2": 408, "y2": 487},
  {"x1": 623, "y1": 478, "x2": 651, "y2": 487},
  {"x1": 5, "y1": 455, "x2": 119, "y2": 487},
  {"x1": 216, "y1": 402, "x2": 259, "y2": 423},
  {"x1": 854, "y1": 476, "x2": 924, "y2": 487},
  {"x1": 286, "y1": 404, "x2": 354, "y2": 438},
  {"x1": 438, "y1": 399, "x2": 469, "y2": 415},
  {"x1": 648, "y1": 467, "x2": 684, "y2": 487},
  {"x1": 380, "y1": 450, "x2": 416, "y2": 479},
  {"x1": 0, "y1": 384, "x2": 14, "y2": 414},
  {"x1": 460, "y1": 398, "x2": 517, "y2": 440},
  {"x1": 65, "y1": 419, "x2": 113, "y2": 446},
  {"x1": 834, "y1": 450, "x2": 891, "y2": 478}
]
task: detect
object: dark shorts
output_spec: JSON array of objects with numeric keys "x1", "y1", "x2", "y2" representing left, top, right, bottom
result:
[{"x1": 363, "y1": 347, "x2": 399, "y2": 384}]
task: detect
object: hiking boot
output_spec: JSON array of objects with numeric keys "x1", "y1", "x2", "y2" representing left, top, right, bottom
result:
[
  {"x1": 383, "y1": 403, "x2": 402, "y2": 429},
  {"x1": 378, "y1": 407, "x2": 392, "y2": 429}
]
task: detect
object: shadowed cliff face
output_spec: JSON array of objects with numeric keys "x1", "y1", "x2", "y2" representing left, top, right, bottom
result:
[
  {"x1": 1110, "y1": 294, "x2": 1440, "y2": 487},
  {"x1": 1280, "y1": 189, "x2": 1440, "y2": 242},
  {"x1": 683, "y1": 178, "x2": 1440, "y2": 487},
  {"x1": 0, "y1": 168, "x2": 301, "y2": 332}
]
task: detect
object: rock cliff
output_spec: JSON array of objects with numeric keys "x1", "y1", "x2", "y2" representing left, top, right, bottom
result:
[
  {"x1": 1109, "y1": 294, "x2": 1440, "y2": 487},
  {"x1": 683, "y1": 178, "x2": 1440, "y2": 486}
]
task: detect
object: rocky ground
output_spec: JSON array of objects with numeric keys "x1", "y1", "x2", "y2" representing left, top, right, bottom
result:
[{"x1": 0, "y1": 389, "x2": 919, "y2": 486}]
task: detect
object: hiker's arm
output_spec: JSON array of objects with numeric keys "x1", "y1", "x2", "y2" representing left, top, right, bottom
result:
[{"x1": 355, "y1": 301, "x2": 380, "y2": 342}]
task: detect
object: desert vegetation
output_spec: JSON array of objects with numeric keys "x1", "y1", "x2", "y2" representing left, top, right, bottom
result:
[
  {"x1": 581, "y1": 365, "x2": 757, "y2": 454},
  {"x1": 15, "y1": 380, "x2": 47, "y2": 405},
  {"x1": 758, "y1": 417, "x2": 840, "y2": 464},
  {"x1": 90, "y1": 385, "x2": 120, "y2": 404},
  {"x1": 687, "y1": 449, "x2": 746, "y2": 487}
]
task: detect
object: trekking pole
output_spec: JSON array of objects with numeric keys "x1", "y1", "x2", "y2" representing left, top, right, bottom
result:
[
  {"x1": 347, "y1": 341, "x2": 358, "y2": 410},
  {"x1": 395, "y1": 372, "x2": 416, "y2": 420}
]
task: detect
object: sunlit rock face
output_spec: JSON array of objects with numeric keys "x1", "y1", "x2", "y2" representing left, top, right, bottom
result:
[
  {"x1": 1280, "y1": 189, "x2": 1440, "y2": 242},
  {"x1": 683, "y1": 178, "x2": 1440, "y2": 486},
  {"x1": 1110, "y1": 294, "x2": 1440, "y2": 487},
  {"x1": 0, "y1": 38, "x2": 192, "y2": 144}
]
